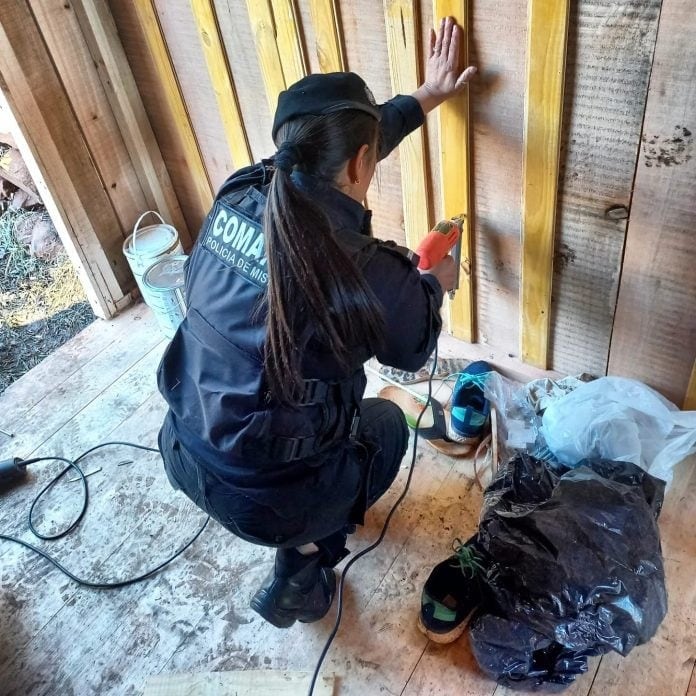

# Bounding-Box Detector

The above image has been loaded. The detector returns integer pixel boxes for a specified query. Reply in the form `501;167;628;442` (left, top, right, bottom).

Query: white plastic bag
542;376;696;482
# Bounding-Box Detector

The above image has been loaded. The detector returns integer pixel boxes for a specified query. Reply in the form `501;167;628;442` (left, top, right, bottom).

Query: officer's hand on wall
413;16;477;115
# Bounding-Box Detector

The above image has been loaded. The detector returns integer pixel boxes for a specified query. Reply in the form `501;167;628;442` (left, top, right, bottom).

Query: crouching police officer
157;17;476;628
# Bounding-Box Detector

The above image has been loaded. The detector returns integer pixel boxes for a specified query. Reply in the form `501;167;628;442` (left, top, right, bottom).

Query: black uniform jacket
157;94;444;498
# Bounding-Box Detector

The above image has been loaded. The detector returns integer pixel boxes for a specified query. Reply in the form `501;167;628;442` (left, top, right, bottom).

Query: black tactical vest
157;163;379;471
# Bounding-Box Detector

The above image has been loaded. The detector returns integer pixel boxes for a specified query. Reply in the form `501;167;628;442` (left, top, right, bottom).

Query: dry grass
0;209;94;393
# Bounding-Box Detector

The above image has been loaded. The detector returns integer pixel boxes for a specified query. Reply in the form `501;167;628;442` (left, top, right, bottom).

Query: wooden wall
2;1;693;407
0;0;188;318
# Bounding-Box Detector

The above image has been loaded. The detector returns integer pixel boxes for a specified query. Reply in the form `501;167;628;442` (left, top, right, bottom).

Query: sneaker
418;537;486;643
448;361;492;443
250;548;336;628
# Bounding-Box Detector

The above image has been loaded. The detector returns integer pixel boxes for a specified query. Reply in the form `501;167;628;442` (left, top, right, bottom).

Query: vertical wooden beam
308;0;345;72
246;0;307;115
245;0;285;113
433;0;474;342
0;0;133;318
31;1;149;235
520;0;569;368
270;0;307;84
383;0;432;249
0;86;116;320
71;0;188;245
685;361;696;411
132;0;212;218
190;0;252;169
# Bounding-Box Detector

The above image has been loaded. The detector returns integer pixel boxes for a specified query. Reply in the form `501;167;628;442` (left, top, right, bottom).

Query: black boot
250;548;336;628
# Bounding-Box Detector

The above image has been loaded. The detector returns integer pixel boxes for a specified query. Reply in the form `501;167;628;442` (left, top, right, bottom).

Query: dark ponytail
264;111;385;404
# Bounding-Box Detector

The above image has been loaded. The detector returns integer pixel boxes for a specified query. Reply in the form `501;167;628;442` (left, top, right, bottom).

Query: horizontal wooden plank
608;0;696;405
0;309;162;463
0;304;149;432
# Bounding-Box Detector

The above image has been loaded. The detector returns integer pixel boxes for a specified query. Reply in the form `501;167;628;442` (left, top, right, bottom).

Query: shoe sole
416;610;473;644
446;425;481;445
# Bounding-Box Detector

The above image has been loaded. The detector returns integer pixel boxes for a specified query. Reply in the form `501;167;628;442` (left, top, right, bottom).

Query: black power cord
308;345;439;695
0;441;209;589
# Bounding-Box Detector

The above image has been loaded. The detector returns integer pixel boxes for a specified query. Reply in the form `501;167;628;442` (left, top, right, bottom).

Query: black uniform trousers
159;397;408;565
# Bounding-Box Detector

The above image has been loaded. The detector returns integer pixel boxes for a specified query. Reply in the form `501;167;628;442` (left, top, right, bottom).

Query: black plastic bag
469;454;668;688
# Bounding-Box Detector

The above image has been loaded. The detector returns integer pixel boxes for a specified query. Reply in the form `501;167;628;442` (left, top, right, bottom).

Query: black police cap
272;72;382;142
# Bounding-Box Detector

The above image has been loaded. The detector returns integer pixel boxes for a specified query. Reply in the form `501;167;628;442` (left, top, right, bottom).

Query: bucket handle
132;211;166;252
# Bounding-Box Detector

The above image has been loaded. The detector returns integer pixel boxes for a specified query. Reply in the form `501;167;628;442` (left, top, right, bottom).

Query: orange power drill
415;215;465;298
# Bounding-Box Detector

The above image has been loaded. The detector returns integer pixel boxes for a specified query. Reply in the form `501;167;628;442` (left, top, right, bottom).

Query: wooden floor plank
687;661;696;696
403;633;495;696
144;670;334;696
2;307;694;695
0;309;162;462
0;342;166;541
0;303;150;432
323;467;484;695
0;391;168;671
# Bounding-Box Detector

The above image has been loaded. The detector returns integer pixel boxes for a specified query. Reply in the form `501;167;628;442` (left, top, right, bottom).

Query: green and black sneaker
417;536;487;644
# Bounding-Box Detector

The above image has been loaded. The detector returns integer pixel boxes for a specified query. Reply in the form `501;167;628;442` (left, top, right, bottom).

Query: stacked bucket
123;211;187;339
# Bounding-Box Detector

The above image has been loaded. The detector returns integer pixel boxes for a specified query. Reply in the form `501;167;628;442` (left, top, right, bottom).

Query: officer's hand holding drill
423;255;457;292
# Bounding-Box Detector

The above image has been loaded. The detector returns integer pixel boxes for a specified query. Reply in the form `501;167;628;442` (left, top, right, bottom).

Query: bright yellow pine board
133;0;212;216
309;0;345;72
434;0;474;343
270;0;308;85
191;0;252;169
685;361;696;411
246;0;307;115
520;0;570;368
383;0;432;249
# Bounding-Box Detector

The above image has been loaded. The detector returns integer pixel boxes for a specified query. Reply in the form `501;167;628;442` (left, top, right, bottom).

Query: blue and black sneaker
448;360;492;443
418;537;487;643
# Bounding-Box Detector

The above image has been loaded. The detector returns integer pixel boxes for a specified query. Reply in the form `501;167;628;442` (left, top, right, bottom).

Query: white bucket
142;255;188;338
123;211;183;309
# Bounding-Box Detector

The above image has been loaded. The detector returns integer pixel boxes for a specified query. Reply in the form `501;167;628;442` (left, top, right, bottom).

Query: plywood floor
0;303;694;696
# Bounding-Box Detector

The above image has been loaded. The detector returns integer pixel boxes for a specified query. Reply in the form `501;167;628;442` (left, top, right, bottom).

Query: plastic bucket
123;211;183;309
142;255;188;338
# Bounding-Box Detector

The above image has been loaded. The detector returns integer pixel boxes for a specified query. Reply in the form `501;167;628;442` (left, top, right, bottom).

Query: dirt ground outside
0;207;94;394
